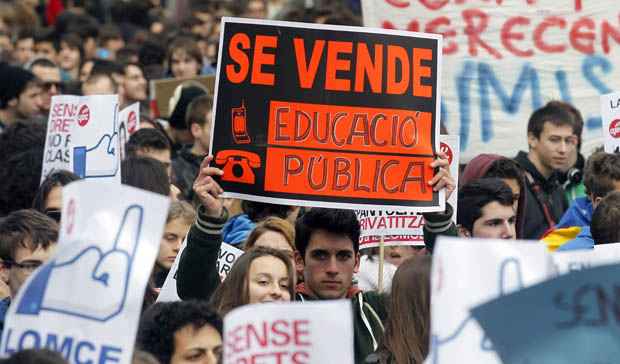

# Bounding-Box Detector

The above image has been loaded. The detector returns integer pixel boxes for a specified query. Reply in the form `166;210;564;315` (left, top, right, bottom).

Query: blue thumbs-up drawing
72;107;119;179
16;205;143;322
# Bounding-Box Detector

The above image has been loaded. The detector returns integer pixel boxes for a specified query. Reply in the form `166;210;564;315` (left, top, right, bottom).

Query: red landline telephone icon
215;150;261;184
232;101;251;144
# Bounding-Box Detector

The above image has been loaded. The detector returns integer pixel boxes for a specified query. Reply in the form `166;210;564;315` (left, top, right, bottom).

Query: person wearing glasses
514;102;583;239
0;209;58;333
28;58;63;116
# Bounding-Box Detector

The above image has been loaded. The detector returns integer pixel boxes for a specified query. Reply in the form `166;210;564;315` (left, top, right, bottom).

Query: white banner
357;135;459;248
427;237;554;364
0;180;169;363
600;91;620;153
223;301;354;364
42;95;120;182
552;242;620;274
118;102;140;160
362;0;620;160
157;240;244;302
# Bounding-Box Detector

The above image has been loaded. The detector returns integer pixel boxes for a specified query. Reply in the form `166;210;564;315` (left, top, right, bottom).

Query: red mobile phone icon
232;101;251;144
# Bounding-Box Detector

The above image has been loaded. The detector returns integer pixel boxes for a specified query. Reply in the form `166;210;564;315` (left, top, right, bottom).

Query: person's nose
325;256;339;276
172;238;182;253
269;282;284;299
501;221;515;239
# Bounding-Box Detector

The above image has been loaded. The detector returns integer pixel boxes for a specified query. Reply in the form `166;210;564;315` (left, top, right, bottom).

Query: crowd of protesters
0;0;619;364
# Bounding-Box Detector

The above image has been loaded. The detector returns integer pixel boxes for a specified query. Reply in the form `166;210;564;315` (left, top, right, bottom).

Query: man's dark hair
0;209;58;261
16;28;34;42
29;57;59;70
186;94;213;128
0;120;46;156
121;157;170;196
527;101;582;140
591;191;620;245
116;46;140;65
0;63;37;108
33;170;80;213
59;33;85;62
583;152;620;200
126;128;171;157
137;301;223;364
242;201;292;222
295;208;360;257
90;59;124;77
2;348;67;364
33;27;59;50
485;158;524;182
457;178;514;234
0;147;45;216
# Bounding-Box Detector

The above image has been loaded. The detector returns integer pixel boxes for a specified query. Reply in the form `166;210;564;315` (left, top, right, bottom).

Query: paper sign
362;1;620;161
427;237;554;364
600;91;620;153
552;242;620;275
0;180;170;363
149;76;215;118
210;17;444;212
357;135;459;248
42;95;120;183
157;240;244;302
472;263;620;364
223;300;354;364
118;102;140;160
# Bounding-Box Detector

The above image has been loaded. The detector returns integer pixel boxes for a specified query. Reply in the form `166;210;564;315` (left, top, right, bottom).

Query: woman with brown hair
366;256;431;364
244;216;295;259
209;246;295;316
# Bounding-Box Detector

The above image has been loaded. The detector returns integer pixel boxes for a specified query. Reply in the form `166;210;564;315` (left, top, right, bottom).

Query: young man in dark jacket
514;102;582;239
177;154;455;363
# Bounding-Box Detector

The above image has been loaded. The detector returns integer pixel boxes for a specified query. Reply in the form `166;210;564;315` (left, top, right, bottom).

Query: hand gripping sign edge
15;204;144;323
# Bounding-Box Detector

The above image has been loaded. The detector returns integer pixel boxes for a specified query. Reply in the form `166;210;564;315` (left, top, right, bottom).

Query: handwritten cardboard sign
223;300;354;364
600;91;620;153
357;135;459;248
42;95;120;183
0;180;170;363
362;0;620;160
472;263;620;364
210;17;444;211
157;240;244;302
427;237;553;364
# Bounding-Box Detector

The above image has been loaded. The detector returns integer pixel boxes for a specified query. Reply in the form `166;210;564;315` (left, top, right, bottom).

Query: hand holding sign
17;205;143;322
429;151;456;200
193;156;225;218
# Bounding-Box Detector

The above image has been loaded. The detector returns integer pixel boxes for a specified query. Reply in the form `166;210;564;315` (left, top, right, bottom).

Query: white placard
600;91;620;153
552;242;620;274
157;240;244;302
427;237;554;364
357;135;460;248
0;180;170;363
223;300;354;364
42;95;120;182
118;102;140;160
362;0;619;161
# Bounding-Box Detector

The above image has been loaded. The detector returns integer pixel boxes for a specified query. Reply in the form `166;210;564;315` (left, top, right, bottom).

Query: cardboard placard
210;17;444;211
362;0;620;161
223;301;354;364
600;91;620;153
472;263;620;364
427;237;554;364
42;95;120;183
157;240;244;302
0;180;170;363
118;102;140;160
149;76;215;118
357;135;459;248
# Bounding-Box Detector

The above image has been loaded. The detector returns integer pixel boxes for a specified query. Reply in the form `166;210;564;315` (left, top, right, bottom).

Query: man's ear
527;132;538;150
457;225;471;238
7;97;17;109
353;252;360;274
190;122;201;139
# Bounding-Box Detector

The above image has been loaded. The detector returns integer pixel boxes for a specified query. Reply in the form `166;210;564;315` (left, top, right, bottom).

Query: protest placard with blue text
472;263;620;364
0;180;169;363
